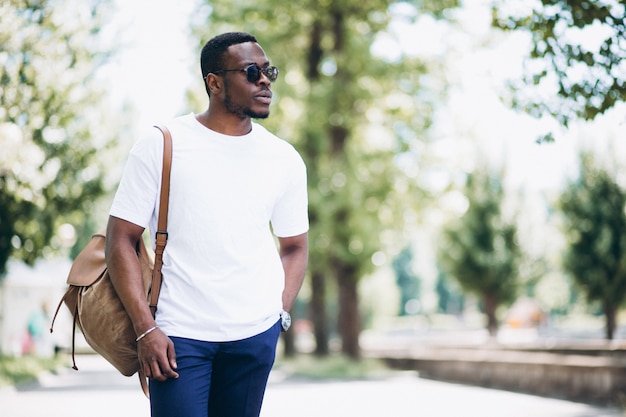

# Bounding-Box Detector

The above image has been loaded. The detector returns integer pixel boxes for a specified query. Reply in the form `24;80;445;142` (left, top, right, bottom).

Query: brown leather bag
50;125;172;395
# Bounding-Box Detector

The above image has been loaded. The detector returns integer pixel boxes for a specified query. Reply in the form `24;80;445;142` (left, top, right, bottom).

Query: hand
138;328;179;381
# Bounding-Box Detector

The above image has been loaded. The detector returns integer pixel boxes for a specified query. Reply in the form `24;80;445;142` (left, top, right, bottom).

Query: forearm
106;216;178;380
279;232;309;312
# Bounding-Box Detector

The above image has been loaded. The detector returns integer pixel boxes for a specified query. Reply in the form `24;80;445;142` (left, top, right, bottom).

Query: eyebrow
242;59;270;67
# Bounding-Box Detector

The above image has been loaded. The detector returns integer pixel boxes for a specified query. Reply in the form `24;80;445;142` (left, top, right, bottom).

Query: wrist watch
280;310;292;332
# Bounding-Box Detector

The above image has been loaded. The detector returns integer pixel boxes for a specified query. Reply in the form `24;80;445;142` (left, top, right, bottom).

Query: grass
0;355;64;388
274;354;397;381
0;353;398;388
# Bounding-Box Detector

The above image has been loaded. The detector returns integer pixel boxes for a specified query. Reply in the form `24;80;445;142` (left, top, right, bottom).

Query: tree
492;0;626;137
438;169;521;336
0;0;115;277
559;153;626;340
191;0;458;358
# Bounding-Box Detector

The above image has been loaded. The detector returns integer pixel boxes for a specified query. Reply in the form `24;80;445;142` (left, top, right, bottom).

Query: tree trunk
281;325;296;357
310;269;329;356
483;293;499;337
604;302;616;340
336;262;360;359
307;20;322;80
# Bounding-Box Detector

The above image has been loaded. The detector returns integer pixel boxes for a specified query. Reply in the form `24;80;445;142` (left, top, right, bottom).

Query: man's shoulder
135;114;195;148
252;122;297;151
157;113;196;133
251;121;276;137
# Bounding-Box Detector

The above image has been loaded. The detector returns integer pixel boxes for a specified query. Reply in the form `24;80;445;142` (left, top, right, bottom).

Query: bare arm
105;216;178;380
105;217;152;333
278;232;308;312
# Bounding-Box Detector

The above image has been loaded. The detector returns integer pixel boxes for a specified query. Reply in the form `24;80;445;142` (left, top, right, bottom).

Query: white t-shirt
109;113;309;341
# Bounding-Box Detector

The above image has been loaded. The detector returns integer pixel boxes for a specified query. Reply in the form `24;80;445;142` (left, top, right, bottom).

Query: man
105;32;309;417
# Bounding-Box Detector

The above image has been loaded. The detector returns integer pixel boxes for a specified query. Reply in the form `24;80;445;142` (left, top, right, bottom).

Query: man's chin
248;110;270;119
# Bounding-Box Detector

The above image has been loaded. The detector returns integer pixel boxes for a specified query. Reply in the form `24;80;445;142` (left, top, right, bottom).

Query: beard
224;88;270;119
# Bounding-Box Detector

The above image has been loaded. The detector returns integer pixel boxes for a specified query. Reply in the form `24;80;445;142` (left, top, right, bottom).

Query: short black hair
200;32;258;95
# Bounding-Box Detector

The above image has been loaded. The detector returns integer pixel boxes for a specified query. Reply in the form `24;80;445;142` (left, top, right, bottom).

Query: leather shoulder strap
149;125;173;314
156;126;172;235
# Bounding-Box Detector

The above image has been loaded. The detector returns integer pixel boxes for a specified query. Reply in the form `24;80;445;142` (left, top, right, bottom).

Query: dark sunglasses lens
245;65;278;83
265;67;278;82
245;65;262;83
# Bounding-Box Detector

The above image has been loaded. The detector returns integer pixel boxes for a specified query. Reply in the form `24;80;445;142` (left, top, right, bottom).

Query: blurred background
1;0;625;407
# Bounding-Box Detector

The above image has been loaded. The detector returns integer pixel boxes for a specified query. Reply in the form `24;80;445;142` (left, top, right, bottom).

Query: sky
101;0;197;129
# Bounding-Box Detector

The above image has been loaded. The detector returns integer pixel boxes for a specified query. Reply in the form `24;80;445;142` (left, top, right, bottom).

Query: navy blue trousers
149;320;281;417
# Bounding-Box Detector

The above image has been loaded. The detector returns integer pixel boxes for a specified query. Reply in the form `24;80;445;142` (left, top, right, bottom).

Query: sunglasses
213;65;279;83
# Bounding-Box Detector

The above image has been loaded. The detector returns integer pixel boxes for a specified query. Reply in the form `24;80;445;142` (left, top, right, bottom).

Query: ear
205;74;222;96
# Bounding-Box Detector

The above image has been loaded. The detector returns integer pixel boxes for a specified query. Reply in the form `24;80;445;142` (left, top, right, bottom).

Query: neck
195;109;252;136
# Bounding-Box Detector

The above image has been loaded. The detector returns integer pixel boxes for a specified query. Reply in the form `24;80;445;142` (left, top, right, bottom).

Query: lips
255;91;272;104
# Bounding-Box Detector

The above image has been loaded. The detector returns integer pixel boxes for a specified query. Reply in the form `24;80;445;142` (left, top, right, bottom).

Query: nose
258;71;271;86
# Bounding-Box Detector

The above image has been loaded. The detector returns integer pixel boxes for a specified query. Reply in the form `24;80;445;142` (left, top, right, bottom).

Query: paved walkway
0;355;622;417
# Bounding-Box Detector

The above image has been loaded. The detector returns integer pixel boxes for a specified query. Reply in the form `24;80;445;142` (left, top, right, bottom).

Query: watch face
281;311;292;331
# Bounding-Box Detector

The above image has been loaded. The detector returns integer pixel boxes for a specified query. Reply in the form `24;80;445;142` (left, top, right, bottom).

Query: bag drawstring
49;294;65;334
70;305;79;370
49;291;79;371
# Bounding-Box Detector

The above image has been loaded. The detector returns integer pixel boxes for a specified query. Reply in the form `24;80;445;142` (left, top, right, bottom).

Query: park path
0;354;622;417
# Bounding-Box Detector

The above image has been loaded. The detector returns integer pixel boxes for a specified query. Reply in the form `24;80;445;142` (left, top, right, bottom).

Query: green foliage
439;170;520;301
492;0;626;127
275;354;392;381
559;153;626;339
0;0;114;276
0;355;63;387
438;169;521;332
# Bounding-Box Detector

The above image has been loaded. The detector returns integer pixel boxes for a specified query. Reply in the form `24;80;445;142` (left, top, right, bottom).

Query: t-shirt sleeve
109;127;164;228
271;150;309;237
